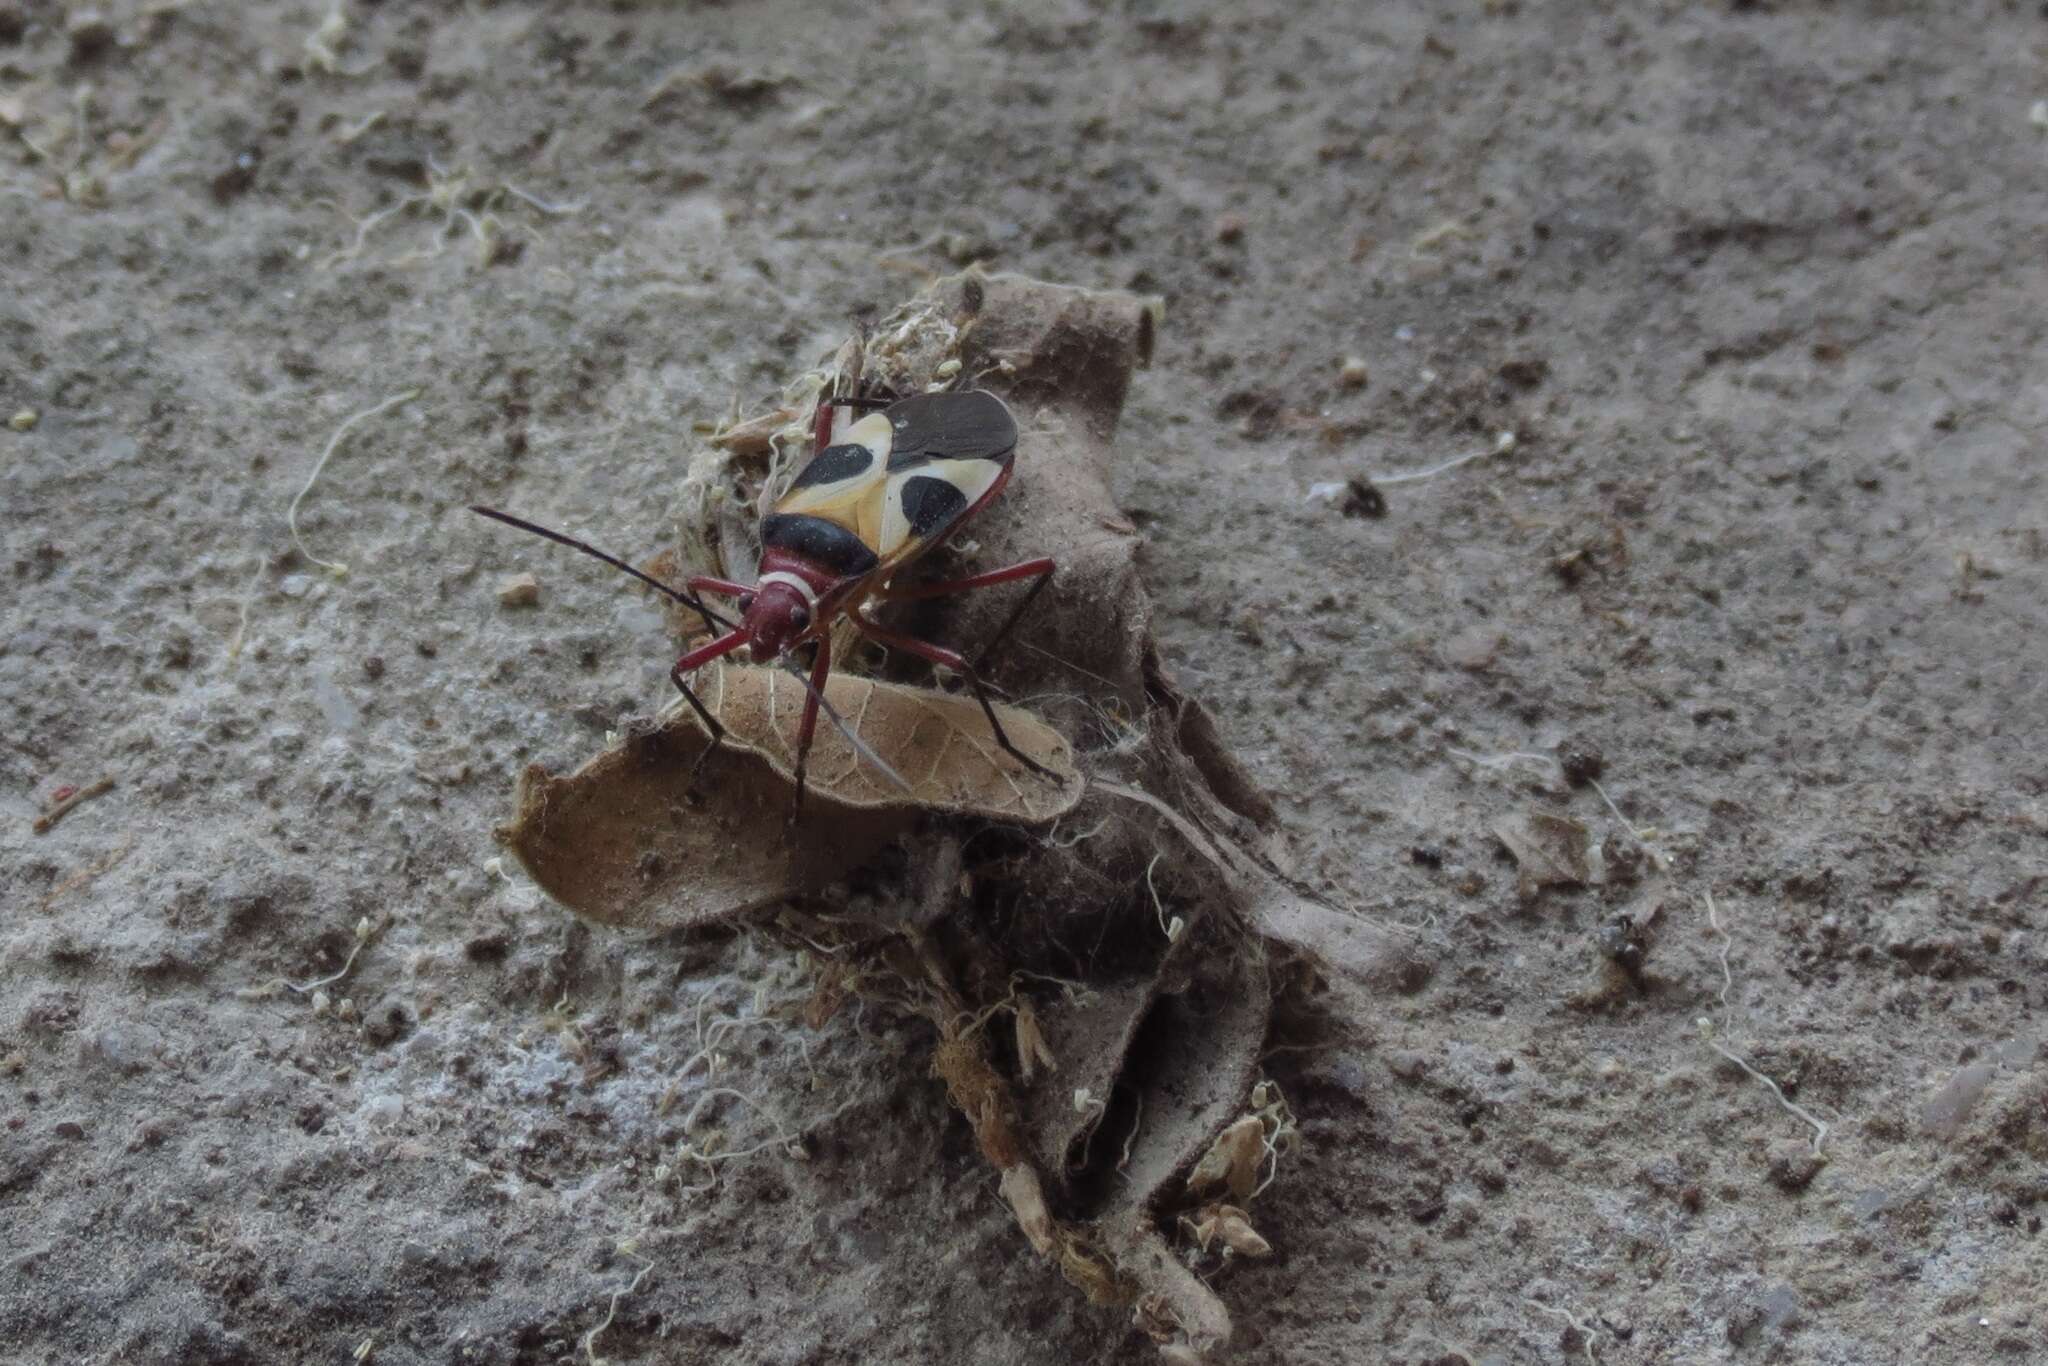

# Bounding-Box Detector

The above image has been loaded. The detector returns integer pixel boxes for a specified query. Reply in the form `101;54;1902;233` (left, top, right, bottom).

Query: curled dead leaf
497;720;908;931
696;660;1081;821
496;663;1078;928
1186;1114;1265;1204
1494;809;1592;898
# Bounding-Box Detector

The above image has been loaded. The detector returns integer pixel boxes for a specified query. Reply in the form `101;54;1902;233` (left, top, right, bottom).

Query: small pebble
1766;1140;1823;1192
67;10;115;62
8;408;36;431
1557;736;1605;785
1214;213;1246;244
1338;356;1370;389
497;572;541;607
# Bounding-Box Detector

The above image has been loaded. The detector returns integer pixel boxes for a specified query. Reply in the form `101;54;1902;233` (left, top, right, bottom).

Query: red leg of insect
811;395;893;452
848;616;1060;781
884;557;1056;672
791;637;833;812
670;628;749;778
687;575;754;600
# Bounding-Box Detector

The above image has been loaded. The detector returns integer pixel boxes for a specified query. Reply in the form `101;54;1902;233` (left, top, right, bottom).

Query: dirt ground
4;2;2045;1363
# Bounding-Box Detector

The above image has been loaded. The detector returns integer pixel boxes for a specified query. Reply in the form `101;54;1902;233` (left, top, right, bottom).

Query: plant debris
1494;808;1592;897
486;271;1391;1361
33;776;114;834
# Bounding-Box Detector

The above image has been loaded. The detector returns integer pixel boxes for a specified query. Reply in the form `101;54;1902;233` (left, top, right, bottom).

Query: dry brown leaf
710;405;797;454
1493;808;1592;897
1188;1203;1271;1259
698;660;1081;822
497;719;909;931
1186;1115;1265;1204
496;661;1077;928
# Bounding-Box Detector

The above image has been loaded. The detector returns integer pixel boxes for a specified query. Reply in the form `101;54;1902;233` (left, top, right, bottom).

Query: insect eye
790;607;811;630
737;594;755;613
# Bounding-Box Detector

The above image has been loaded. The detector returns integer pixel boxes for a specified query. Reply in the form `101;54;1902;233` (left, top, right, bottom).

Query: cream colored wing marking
772;413;894;550
876;457;1009;571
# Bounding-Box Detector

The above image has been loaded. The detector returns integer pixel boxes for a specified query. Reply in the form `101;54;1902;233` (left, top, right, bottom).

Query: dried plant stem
1701;1022;1831;1155
33;777;114;834
581;1251;653;1366
288;389;420;577
1705;891;1734;1009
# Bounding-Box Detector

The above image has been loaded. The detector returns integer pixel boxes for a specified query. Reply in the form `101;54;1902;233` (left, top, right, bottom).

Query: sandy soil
4;2;2045;1363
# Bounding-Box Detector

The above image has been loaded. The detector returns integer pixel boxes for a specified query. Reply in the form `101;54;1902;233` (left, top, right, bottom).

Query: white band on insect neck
754;571;818;611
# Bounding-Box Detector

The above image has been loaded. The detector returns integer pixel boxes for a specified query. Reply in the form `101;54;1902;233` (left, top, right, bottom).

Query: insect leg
670;628;750;775
811;394;894;451
883;557;1056;672
848;617;1060;782
791;637;833;813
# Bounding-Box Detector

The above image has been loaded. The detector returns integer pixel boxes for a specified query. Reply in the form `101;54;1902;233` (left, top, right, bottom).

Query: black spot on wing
884;391;1016;472
900;475;970;538
761;514;879;576
789;442;875;489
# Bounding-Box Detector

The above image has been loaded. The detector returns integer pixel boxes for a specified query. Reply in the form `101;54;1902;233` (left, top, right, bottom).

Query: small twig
1523;1297;1601;1364
283;916;379;995
1145;854;1184;943
581;1250;654;1366
500;183;587;216
1369;430;1517;487
1701;1020;1830;1155
36;835;133;912
1115;1093;1144;1176
33;776;114;834
1044;815;1109;848
1446;747;1562;782
1704;891;1733;1009
288;389;420;577
225;553;266;664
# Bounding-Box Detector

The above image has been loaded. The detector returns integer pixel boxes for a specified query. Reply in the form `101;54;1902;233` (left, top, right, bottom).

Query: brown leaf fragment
1105;1217;1232;1356
698;662;1081;822
497;719;908;931
1493;809;1592;897
1193;1204;1272;1258
1014;1001;1059;1082
709;405;797;455
1000;1165;1057;1256
1186;1115;1265;1204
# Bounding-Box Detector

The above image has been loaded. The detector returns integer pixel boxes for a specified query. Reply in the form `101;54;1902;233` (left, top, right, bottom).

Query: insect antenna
770;655;911;794
469;505;734;635
471;506;907;794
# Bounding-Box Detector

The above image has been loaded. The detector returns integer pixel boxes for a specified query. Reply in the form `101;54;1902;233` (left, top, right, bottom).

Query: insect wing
872;391;1018;568
764;413;895;573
